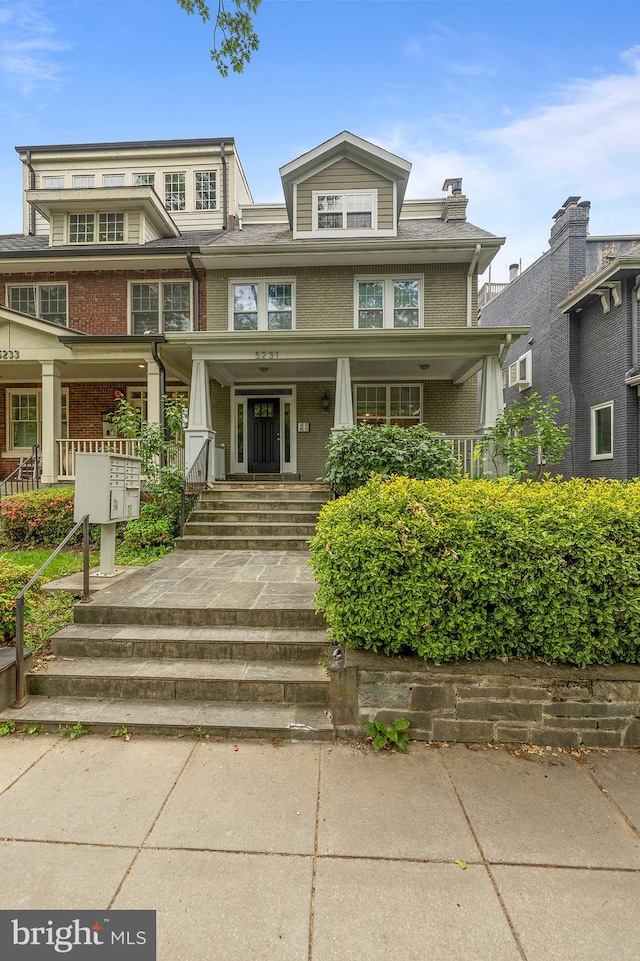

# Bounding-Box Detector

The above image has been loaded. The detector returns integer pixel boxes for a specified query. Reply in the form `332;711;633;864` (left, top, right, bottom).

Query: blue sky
0;0;639;281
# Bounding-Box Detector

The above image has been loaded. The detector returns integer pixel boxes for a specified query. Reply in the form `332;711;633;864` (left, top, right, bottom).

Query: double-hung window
356;277;421;328
69;212;124;243
355;385;422;427
315;191;375;231
195;171;216;209
591;401;613;460
231;281;294;331
7;284;68;326
164;173;186;211
6;389;69;452
129;281;191;334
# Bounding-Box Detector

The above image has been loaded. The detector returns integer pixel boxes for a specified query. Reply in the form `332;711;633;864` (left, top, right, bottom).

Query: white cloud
371;47;640;281
0;1;68;92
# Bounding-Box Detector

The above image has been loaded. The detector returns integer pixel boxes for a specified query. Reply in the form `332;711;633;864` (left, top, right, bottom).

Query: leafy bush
475;392;570;479
0;557;38;644
0;488;79;546
121;502;174;553
322;424;461;494
310;475;640;667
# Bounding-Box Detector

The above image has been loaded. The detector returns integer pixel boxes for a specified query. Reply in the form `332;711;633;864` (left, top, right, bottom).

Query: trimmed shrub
322;424;460;494
310;476;640;667
0;558;37;643
1;488;77;546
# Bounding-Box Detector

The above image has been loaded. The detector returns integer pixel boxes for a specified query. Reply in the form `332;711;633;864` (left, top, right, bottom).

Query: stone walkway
0;735;639;959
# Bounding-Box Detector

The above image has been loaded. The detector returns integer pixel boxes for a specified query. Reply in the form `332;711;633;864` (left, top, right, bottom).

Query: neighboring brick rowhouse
0;268;206;334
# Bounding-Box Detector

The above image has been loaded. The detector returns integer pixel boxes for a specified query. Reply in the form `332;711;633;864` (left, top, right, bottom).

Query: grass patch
0;548;98;582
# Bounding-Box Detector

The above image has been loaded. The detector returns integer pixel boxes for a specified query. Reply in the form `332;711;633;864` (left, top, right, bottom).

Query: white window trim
6;282;69;326
507;349;532;391
309;188;383;238
353;383;423;426
67;211;127;244
43;176;65;189
231;386;297;474
4;387;69;458
103;174;125;187
126;280;193;335
590;401;614;460
353;275;423;329
194;170;218;210
228;279;296;331
72;175;95;188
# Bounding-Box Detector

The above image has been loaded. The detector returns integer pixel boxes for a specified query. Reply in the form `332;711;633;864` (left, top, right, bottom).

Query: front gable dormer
279;132;411;239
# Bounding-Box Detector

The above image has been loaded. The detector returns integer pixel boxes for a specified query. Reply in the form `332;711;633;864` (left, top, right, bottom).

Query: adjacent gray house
479;198;640;478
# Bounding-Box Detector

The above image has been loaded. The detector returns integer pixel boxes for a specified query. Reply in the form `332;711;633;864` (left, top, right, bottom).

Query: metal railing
13;514;92;708
180;438;211;532
0;445;40;500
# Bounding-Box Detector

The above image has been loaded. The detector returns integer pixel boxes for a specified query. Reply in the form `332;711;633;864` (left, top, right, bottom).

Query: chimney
509;263;519;282
549;196;590;249
441;178;467;221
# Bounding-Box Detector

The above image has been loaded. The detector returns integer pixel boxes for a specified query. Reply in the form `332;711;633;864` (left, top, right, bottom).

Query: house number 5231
255;351;279;360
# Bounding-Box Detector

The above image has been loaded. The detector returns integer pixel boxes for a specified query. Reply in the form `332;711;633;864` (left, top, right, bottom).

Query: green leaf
372;734;388;750
391;717;410;731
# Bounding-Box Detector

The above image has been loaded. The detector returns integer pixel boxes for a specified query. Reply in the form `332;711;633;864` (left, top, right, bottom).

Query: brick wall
329;649;640;749
0;268;206;335
206;263;471;331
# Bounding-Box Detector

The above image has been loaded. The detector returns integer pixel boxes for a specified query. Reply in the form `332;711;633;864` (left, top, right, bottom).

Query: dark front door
248;398;280;472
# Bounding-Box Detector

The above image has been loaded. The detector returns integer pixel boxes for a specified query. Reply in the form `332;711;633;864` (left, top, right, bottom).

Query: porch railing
446;435;482;478
0;445;40;500
57;438;185;481
180;438;211;531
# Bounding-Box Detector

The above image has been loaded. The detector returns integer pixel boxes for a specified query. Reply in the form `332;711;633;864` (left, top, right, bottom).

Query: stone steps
189;510;321;524
2;697;333;740
27;657;330;705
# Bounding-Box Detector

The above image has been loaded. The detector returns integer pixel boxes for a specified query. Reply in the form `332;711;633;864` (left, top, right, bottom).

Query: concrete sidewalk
0;735;639;960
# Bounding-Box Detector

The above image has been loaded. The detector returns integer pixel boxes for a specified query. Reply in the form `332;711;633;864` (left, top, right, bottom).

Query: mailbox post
74;452;142;575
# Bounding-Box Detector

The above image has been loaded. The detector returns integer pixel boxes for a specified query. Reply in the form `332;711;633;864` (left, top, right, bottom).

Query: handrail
0;444;40;500
180;438;210;532
13;514;92;708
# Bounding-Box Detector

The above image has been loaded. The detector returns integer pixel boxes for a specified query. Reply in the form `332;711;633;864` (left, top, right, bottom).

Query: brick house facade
0;132;523;484
479;198;640;478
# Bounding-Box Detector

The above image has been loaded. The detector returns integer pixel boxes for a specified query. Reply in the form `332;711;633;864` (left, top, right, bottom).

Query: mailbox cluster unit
73;453;142;525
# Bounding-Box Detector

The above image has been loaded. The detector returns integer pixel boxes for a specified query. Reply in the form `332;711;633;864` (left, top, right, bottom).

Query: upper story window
7;284;68;326
231;281;294;331
43;176;65;188
133;173;155;187
129;281;192;334
164;173;186;211
68;212;125;243
195;171;216;209
103;174;125;187
72;175;95;188
508;350;532;391
314;190;376;231
356;277;421;328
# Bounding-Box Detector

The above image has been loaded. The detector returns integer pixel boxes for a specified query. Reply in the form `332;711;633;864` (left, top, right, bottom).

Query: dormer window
68;212;124;243
314;190;376;231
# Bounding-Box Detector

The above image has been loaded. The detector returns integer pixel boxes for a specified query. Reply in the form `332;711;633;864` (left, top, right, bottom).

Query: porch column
333;357;354;434
40;360;62;485
479;354;506;476
184;359;216;478
146;362;162;424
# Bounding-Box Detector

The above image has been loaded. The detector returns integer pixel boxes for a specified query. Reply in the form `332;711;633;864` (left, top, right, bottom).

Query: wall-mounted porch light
321;390;331;411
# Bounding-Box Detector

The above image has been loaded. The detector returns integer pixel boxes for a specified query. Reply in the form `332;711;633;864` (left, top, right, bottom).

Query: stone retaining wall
328;648;640;748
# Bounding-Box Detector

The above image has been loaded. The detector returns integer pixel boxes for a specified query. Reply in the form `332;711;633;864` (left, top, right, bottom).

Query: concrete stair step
174;535;313;551
182;523;318;537
189;510;322;524
27;657;330;704
74;602;325;630
1;697;334;740
199;490;330;503
53;624;329;662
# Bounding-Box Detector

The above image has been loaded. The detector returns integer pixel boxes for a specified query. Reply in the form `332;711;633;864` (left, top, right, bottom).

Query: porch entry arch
232;386;296;474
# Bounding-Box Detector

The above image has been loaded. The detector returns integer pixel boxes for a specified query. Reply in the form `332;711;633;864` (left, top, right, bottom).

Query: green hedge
322;424;461;494
309;476;640;667
0;488;78;546
0;558;38;643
